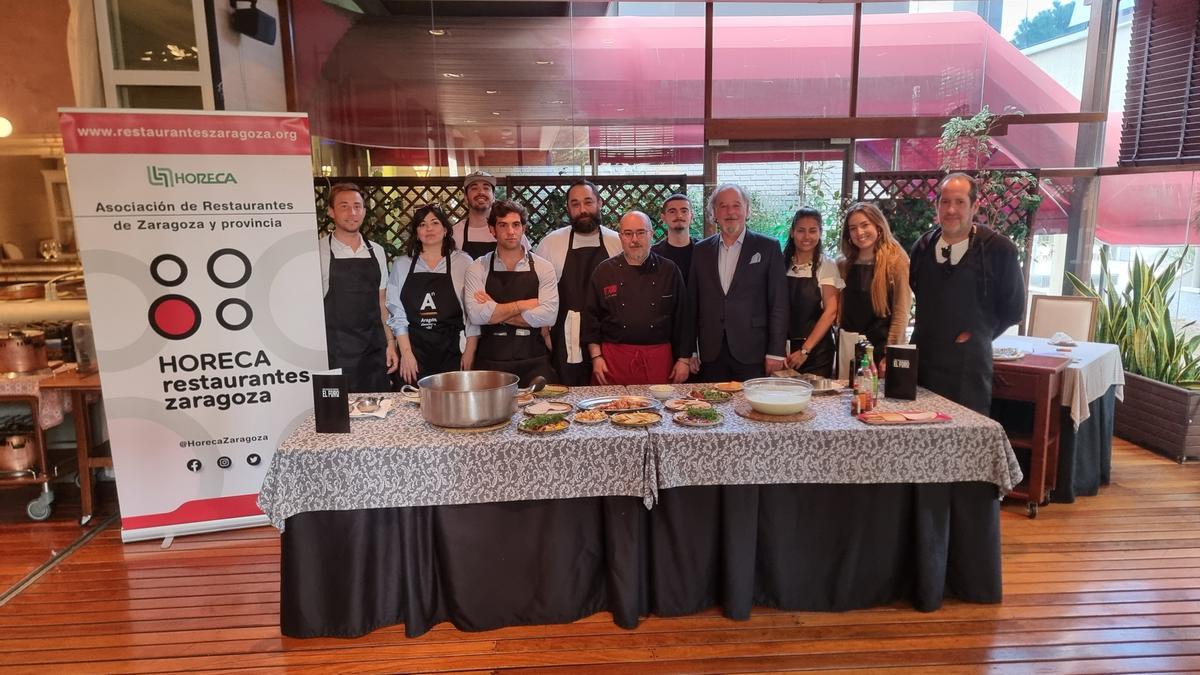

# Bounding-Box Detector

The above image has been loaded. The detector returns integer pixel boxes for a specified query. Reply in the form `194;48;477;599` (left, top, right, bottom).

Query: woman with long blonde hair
837;202;911;367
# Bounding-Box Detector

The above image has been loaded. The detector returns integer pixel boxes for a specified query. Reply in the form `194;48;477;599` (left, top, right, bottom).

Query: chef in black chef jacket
386;204;479;385
583;211;692;385
910;173;1025;414
534;180;622;385
463;199;560;386
318;183;397;392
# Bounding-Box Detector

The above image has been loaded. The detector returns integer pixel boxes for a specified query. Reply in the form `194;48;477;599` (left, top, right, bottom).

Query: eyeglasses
620;230;650;238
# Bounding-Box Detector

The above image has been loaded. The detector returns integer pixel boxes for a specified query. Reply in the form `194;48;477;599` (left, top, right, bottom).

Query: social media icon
186;459;202;472
217;456;232;469
247;453;261;466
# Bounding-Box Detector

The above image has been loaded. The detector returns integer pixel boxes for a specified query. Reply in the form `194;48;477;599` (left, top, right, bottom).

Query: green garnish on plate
685;407;721;422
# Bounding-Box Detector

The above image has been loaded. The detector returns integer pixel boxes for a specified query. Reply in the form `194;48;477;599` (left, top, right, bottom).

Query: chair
1027;295;1099;342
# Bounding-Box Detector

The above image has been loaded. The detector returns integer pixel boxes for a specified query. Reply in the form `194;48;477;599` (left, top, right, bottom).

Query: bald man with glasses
582;211;692;385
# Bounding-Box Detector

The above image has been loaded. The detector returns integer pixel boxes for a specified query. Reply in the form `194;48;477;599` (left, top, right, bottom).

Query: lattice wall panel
315;175;690;260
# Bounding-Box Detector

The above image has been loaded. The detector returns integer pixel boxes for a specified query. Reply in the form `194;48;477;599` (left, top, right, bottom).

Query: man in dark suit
686;183;789;382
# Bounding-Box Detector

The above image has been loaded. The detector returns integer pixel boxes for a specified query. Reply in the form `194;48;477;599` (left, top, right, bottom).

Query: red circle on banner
148;295;201;340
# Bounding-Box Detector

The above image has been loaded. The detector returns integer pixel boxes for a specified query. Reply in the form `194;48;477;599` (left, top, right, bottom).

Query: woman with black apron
388;205;478;386
836;203;911;375
783;208;841;377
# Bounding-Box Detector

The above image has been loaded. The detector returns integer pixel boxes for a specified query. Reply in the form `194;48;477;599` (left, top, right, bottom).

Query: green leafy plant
1066;245;1200;389
937;106;1044;259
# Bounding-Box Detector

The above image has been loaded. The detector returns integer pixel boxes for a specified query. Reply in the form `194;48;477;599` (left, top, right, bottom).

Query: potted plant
1067;245;1200;462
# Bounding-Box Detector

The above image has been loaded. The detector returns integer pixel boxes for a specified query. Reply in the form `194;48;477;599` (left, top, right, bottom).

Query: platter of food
673;407;723;427
523;401;573;416
532;384;569;398
663;398;713;413
572;409;609;425
713;381;743;393
993;347;1027;362
689;388;733;404
575;395;660;413
857;411;950;425
610;411;663;427
518;413;570;434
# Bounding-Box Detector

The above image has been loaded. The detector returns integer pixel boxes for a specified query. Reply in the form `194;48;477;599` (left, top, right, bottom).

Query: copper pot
0;436;35;473
0;329;48;374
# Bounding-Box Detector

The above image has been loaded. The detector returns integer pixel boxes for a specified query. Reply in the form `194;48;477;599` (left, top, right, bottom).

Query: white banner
58;109;326;542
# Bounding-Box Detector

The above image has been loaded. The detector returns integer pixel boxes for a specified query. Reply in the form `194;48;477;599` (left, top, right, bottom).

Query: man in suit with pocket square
685;183;789;382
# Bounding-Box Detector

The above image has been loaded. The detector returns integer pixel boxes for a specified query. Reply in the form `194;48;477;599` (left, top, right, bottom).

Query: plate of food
515;392;534;406
611;411;663;427
573;409;609;425
993;346;1027;361
713;381;743;393
576;395;659;413
533;384;569;398
663;398;714;413
524;401;573;416
690;388;734;404
673;407;723;427
518;413;570;434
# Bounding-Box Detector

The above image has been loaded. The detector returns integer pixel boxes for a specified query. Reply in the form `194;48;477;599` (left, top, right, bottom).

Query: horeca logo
147;166;238;188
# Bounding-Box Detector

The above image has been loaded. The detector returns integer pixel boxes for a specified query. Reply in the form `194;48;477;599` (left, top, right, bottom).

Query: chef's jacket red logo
603;284;618;299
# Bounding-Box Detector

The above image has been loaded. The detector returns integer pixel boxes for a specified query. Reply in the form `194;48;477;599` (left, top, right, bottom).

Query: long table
259;385;1021;638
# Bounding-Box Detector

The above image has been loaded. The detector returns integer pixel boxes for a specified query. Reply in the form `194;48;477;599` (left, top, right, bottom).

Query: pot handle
400;384;419;396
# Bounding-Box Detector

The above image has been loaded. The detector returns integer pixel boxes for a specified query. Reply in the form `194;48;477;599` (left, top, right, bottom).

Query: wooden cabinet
993;354;1070;518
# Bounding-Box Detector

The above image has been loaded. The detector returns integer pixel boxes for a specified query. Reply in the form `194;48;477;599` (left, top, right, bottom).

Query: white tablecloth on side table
994;335;1124;427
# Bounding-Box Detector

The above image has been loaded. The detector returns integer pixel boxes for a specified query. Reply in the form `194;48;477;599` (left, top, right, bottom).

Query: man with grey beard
535;180;621;385
582;211;692;385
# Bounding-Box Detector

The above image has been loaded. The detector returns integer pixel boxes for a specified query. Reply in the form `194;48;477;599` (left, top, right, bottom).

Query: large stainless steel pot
0;329;48;374
409;370;519;428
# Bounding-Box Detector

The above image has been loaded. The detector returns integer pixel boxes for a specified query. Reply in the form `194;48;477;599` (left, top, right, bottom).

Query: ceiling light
442;72;464;79
616;108;625;112
464;119;477;123
535;60;554;65
485;89;498;94
548;99;564;104
0;117;12;138
491;111;501;116
428;28;446;36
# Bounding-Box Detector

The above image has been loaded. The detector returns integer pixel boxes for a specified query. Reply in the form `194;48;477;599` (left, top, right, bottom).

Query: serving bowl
648;384;675;400
742;377;813;415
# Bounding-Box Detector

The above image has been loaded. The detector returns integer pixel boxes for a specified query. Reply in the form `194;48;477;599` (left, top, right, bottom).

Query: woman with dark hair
385;204;479;385
837;202;911;371
782;207;841;376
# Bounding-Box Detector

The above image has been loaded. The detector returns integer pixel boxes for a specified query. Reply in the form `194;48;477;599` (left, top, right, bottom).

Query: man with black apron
534;180;622;386
464;200;559;386
910;173;1025;414
785;255;840;377
320;182;397;393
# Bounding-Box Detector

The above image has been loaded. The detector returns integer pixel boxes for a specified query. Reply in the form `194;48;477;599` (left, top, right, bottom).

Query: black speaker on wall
230;0;277;45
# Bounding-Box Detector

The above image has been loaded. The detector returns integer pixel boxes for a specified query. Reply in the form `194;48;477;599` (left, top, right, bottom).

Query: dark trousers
697;338;764;383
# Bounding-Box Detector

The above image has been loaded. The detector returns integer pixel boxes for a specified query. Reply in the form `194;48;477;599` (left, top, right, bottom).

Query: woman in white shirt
386;204;479;385
783;207;843;376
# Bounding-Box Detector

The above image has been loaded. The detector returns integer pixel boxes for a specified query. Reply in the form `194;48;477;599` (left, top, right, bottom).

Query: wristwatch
800;347;810;356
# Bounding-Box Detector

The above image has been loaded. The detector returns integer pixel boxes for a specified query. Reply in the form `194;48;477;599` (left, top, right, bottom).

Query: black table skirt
993;385;1116;504
280;482;1003;638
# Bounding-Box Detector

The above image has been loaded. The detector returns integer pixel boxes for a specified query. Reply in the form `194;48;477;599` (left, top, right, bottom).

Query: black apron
460;223;496;260
474;252;558;387
840;262;891;361
324;237;391;393
912;231;993;414
786;263;836;377
550;230;610;386
398;253;464;384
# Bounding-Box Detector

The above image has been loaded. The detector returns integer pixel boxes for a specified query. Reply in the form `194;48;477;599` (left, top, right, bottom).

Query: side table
39;367;107;525
992;354;1070;518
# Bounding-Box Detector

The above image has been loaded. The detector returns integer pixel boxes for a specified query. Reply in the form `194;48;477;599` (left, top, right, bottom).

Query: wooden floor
0;439;1198;673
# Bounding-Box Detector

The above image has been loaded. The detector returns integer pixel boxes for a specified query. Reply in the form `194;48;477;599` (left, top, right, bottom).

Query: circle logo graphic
150;253;188;287
148;294;202;340
207;248;252;289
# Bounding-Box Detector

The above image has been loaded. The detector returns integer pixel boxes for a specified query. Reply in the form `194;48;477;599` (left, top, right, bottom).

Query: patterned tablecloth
260;383;1023;530
258;386;651;530
627;384;1023;495
0;371;73;430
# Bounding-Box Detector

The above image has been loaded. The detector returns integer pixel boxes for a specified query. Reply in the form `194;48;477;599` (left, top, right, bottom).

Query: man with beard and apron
534;180;621;386
785;256;841;377
910;173;1025;414
320;183;397;393
452;171;531;260
464;199;560;386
